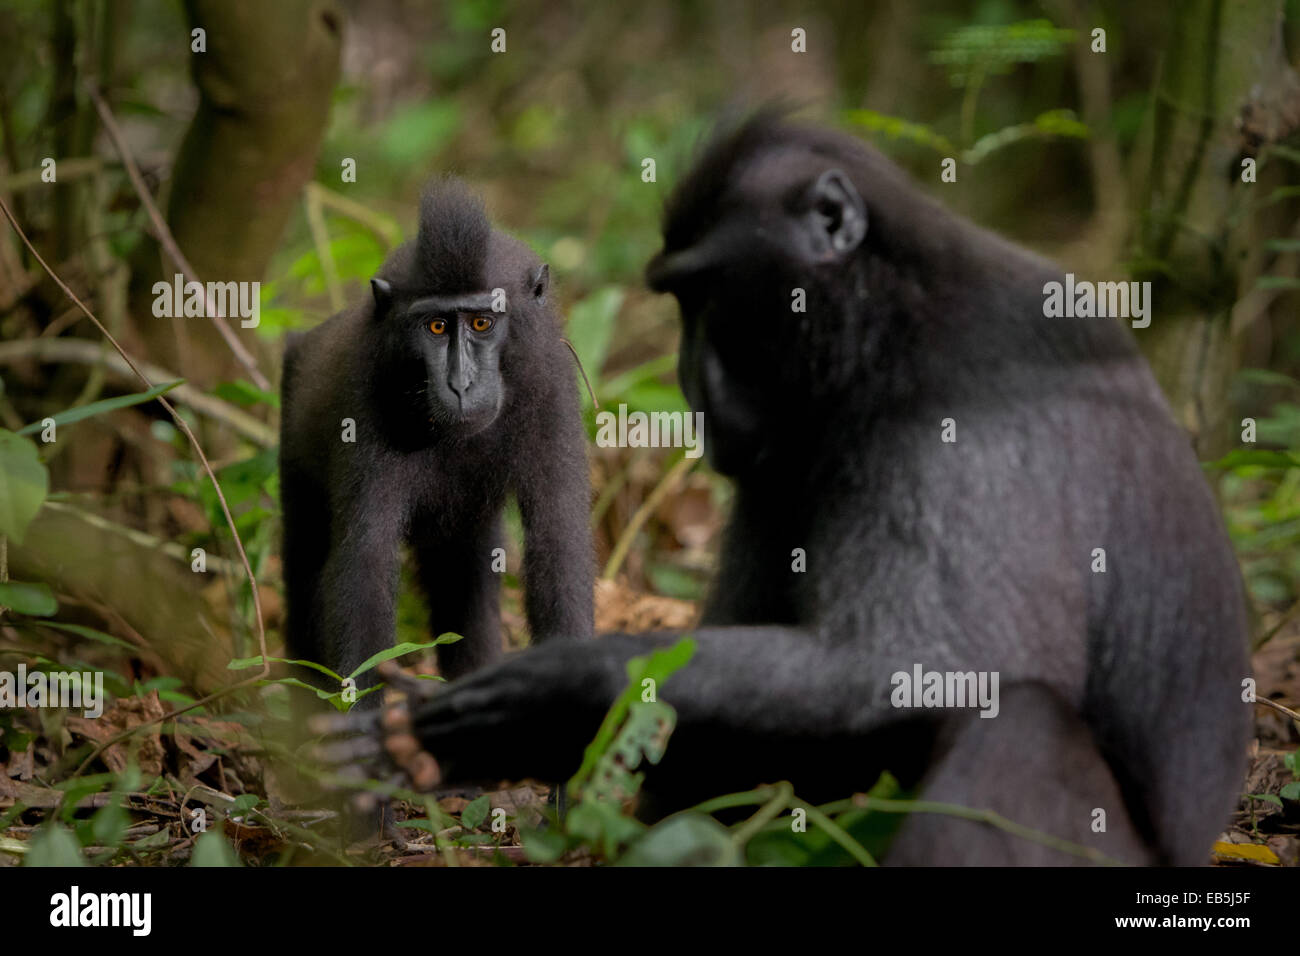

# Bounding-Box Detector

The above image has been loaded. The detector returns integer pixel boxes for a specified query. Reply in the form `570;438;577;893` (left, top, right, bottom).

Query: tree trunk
1132;0;1287;458
129;0;342;387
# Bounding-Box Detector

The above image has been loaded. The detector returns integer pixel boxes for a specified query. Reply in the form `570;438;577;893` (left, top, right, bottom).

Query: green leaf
461;794;491;830
617;812;740;866
597;354;677;403
32;621;135;652
91;795;129;850
568;638;696;796
1265;144;1300;165
629;637;697;694
190;830;242;867
380;101;462;167
1032;109;1089;138
337;685;383;710
252;677;341;702
255;305;307;335
521;822;570;862
647;563;705;601
0;580;57;616
1247;793;1284;807
566;798;647;858
1281;782;1300;800
17;380;183;436
843;109;953;153
961;110;1088;165
213;379;280;409
0;429;48;544
1237;368;1300;389
229;654;343;682
205;447;278;512
393;818;438;833
22;824;86;867
618;380;690;416
930;20;1076;85
566;286;624;382
1203;449;1300;470
346;634;463;680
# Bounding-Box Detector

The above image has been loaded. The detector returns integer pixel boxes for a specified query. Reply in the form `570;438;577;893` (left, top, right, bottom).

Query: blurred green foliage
930;19;1076;85
1215;372;1300;608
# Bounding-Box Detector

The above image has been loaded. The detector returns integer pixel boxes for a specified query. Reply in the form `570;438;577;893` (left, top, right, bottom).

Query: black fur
321;117;1249;865
279;179;594;696
412;179;490;293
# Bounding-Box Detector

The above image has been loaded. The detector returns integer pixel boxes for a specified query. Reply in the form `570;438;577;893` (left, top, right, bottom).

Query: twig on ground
602;453;697;580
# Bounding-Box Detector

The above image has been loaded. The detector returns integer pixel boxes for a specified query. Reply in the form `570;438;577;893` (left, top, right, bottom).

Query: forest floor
0;580;1296;867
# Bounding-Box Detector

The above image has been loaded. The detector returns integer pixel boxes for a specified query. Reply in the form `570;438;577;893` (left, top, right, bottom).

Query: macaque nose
447;342;473;397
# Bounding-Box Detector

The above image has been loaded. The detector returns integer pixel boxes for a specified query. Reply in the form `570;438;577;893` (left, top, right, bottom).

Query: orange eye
471;315;494;333
429;319;447;335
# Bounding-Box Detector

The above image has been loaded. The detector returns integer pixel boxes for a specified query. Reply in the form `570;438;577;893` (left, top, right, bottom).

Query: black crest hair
415;178;491;293
659;108;789;251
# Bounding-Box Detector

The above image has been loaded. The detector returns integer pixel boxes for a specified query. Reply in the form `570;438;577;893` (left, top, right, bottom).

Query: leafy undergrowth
1220;627;1300;867
0;633;899;867
1;593;1297;866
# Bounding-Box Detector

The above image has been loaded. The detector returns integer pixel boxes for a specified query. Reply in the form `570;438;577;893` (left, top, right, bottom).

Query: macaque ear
531;264;549;299
370;277;393;315
800;169;867;261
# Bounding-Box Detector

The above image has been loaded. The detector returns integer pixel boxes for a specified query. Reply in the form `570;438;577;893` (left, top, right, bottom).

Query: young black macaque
279;179;593;705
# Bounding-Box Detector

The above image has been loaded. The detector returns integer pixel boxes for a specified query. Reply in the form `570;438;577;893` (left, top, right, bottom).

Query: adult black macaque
279;179;593;699
314;116;1249;865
